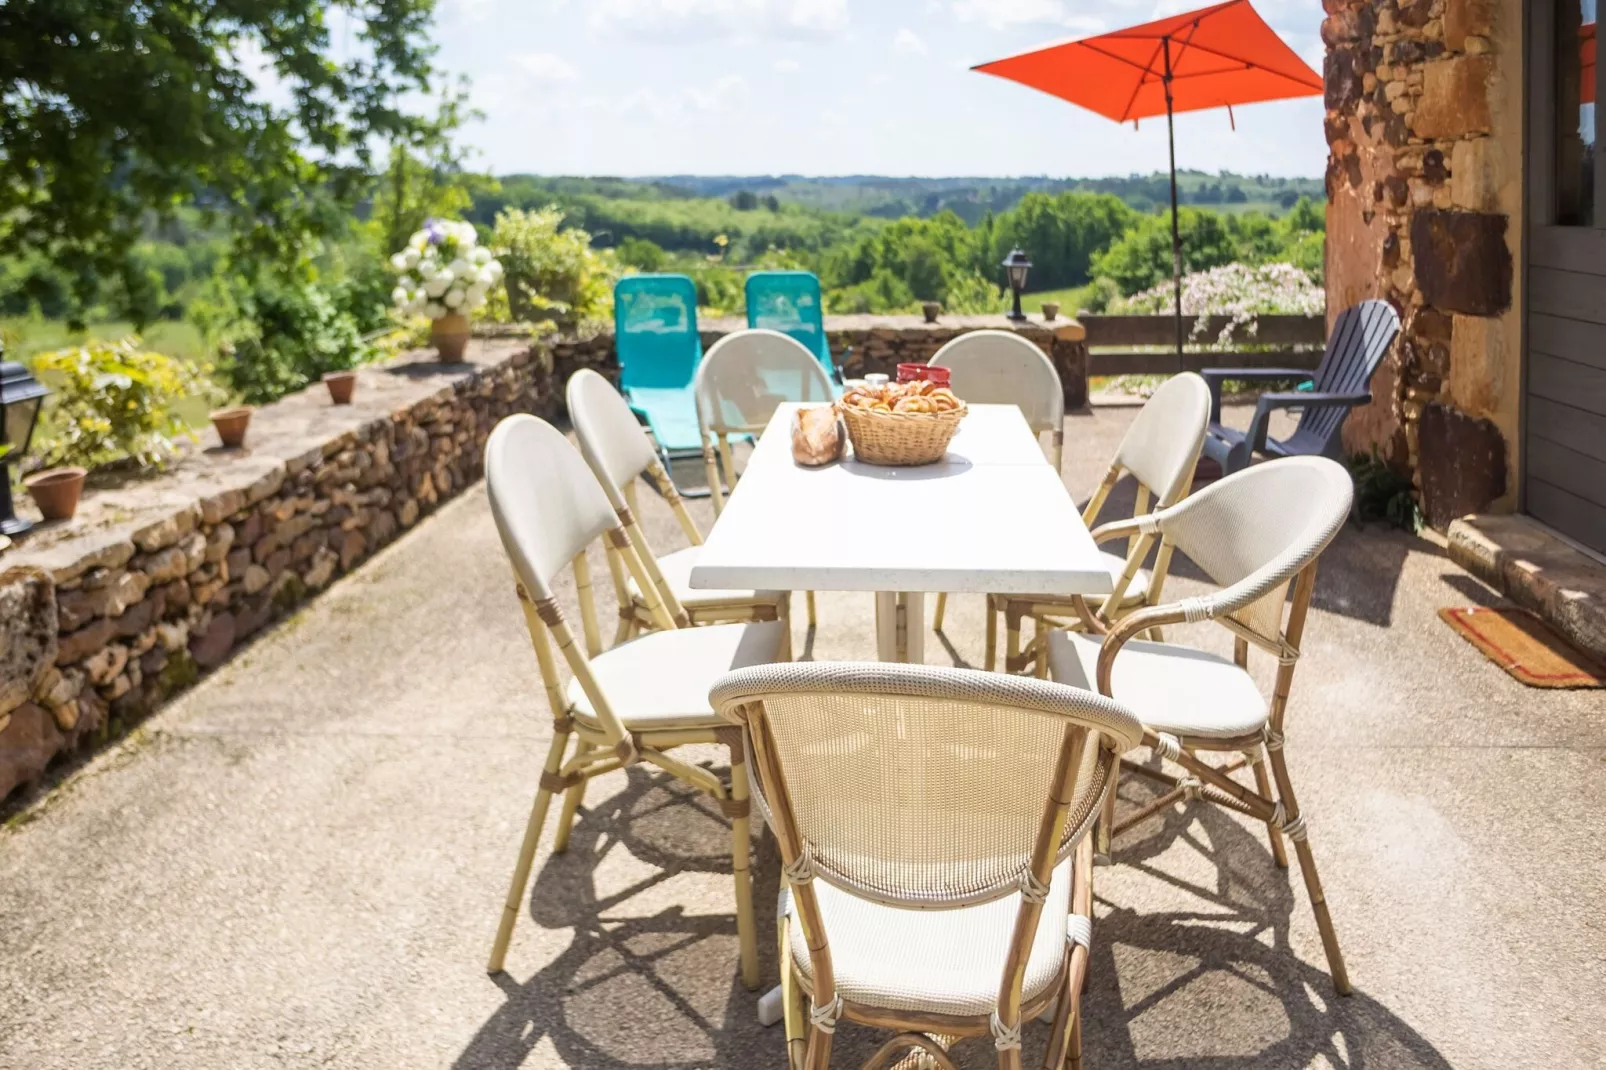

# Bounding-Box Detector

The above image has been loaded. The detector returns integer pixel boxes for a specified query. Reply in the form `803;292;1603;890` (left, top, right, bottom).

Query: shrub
492;206;615;330
219;280;375;405
1349;450;1423;533
29;338;217;470
1112;262;1324;344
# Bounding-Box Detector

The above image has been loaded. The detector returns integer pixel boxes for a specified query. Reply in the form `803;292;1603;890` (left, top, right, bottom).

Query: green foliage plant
215;279;375;405
492;207;616;331
30;338;218;470
1348;450;1424;533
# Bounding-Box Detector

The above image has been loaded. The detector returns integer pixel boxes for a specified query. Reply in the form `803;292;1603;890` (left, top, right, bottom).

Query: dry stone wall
1323;0;1521;527
0;339;547;803
551;314;1091;413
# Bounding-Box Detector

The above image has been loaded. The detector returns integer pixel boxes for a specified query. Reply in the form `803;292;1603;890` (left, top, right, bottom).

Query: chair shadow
1084;771;1453;1070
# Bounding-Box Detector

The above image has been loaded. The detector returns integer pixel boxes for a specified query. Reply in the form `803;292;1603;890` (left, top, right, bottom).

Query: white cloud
893;28;929;56
587;0;848;41
774;57;802;73
617;75;753;120
516;52;580;81
440;0;498;24
952;0;1103;30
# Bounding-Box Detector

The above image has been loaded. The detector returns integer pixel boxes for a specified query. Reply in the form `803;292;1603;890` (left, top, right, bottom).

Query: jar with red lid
896;363;926;383
924;365;951;388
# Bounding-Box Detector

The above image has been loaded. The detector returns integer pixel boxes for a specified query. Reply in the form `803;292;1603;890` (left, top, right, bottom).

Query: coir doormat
1439;606;1605;689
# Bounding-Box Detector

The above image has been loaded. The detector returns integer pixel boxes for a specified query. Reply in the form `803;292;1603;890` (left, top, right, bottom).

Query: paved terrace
1;405;1603;1070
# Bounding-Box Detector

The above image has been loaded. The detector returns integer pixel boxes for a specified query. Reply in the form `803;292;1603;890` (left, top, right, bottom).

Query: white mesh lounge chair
568;368;791;643
694;329;835;628
988;373;1211;675
1046;455;1355;994
483;413;786;986
927;330;1067;639
711;662;1144;1070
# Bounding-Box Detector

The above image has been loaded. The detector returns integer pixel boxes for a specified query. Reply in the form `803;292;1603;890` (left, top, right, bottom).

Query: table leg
875;592;925;663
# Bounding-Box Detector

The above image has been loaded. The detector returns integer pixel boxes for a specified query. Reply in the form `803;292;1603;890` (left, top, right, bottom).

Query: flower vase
431;314;470;362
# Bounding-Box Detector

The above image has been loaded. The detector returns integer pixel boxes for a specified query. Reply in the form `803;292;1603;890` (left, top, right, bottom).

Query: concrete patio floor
1;404;1603;1070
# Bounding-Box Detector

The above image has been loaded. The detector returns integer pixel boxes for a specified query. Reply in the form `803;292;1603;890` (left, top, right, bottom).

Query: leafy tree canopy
0;0;441;313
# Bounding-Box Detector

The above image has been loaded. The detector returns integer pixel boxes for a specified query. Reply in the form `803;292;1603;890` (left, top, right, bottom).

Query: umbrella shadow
1086;770;1453;1069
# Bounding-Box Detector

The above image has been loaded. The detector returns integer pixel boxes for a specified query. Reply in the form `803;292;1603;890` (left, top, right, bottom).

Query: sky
426;0;1331;179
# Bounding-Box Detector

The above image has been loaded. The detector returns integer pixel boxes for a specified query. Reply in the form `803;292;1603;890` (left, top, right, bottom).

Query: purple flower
423;219;447;246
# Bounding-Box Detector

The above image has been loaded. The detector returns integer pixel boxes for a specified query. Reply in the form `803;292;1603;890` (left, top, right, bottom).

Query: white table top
690;404;1114;596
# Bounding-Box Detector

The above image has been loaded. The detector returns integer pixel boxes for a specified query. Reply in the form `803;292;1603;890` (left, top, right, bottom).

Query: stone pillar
1323;0;1523;526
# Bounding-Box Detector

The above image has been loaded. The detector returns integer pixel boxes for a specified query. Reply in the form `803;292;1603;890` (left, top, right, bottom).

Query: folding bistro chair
745;270;842;388
926;330;1066;637
711;662;1143;1070
614;273;706;491
988;373;1212;675
1046;455;1356;993
567;368;790;642
1200;299;1400;475
483;413;787;987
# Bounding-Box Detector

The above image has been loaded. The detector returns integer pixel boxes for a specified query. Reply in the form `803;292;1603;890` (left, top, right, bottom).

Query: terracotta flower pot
1041;301;1061;322
431;313;470;361
24;467;87;522
922;301;942;324
323;370;357;405
210;406;253;449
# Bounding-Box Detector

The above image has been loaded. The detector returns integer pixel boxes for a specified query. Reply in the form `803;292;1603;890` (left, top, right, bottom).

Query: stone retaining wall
551;314;1091;413
0;339;548;803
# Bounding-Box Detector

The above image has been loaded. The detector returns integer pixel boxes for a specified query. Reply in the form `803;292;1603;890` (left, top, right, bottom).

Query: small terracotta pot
431;313;471;361
24;467;87;522
323;370;357;405
210;406;253;449
922;301;942;324
1041;301;1061;322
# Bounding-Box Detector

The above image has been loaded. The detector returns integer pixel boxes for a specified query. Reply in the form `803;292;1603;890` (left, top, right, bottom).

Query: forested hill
520;172;1326;222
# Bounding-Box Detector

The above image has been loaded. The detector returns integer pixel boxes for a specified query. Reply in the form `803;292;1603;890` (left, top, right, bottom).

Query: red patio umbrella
974;0;1322;356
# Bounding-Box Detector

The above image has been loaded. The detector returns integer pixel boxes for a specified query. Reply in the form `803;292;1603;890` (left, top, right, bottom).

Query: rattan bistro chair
1046;455;1355;994
928;330;1066;637
694;329;834;628
990;373;1211;675
568;368;790;643
711;663;1144;1070
483;414;786;986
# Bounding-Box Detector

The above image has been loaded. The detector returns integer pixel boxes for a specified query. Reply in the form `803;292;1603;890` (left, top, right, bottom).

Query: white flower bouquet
389;218;504;321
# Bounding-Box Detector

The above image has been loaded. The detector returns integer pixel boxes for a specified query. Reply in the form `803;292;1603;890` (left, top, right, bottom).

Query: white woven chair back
485;413;617;603
1160;455;1353;642
1111;372;1211;507
567;368;658;505
695;329;834;436
928;330;1063;435
711;663;1142;909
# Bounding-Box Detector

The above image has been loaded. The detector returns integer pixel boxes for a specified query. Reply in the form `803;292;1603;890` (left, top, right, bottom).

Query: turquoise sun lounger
744;270;843;388
613;274;705;458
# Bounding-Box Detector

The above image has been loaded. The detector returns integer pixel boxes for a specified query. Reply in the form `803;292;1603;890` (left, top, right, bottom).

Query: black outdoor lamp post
0;347;50;537
1002;248;1032;322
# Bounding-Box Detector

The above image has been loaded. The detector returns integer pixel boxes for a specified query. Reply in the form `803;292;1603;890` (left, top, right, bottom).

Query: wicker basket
838;403;967;466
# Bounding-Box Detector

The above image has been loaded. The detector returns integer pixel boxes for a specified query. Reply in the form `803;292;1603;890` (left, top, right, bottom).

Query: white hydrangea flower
471;246;491;265
486;260;504;281
424;275;450;298
423;301;447;319
389;252;407;271
390;286;409;305
443;288;464;309
447;257;473;279
402;247;420;269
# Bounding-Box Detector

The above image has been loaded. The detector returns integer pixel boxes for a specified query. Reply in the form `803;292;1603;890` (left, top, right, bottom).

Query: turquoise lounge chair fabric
613;274;704;455
744;271;840;386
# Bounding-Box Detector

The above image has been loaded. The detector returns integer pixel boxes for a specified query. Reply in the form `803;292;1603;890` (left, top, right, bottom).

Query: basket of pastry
837;376;967;466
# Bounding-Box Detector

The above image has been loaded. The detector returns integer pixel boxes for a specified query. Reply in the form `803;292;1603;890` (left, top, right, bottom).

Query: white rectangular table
689;403;1113;661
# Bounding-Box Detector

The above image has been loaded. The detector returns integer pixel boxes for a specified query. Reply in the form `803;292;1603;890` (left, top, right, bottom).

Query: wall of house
1323;0;1524;529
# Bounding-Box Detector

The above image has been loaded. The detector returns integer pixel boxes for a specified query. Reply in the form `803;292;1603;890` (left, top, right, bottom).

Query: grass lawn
1;317;210;365
1021;284;1095;316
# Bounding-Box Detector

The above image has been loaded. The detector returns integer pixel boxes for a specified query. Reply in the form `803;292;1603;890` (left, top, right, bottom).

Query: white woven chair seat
1047;631;1267;740
567;621;785;732
786;859;1073;1019
627;546;781;610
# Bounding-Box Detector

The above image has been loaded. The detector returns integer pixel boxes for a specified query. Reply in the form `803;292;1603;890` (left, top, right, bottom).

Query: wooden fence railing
1079;314;1325;375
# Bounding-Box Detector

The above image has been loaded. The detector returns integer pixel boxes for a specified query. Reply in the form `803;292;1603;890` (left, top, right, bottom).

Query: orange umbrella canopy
972;0;1321;123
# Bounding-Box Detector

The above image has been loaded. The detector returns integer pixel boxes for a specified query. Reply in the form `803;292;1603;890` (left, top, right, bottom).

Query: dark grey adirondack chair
1200;299;1400;475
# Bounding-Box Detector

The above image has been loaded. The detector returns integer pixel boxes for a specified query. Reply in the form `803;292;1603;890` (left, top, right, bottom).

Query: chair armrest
1089;515;1155;545
1257;390;1371;409
1201;368;1316;422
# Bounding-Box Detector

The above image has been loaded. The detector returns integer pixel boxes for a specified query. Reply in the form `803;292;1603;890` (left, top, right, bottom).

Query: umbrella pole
1163;37;1184;362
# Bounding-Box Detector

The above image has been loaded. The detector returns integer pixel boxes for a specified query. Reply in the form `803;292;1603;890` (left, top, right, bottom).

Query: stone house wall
0;340;548;803
1324;0;1523;529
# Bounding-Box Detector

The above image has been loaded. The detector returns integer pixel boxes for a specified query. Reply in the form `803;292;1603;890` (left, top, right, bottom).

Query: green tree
1091;209;1240;294
0;0;442;317
990;192;1135;292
